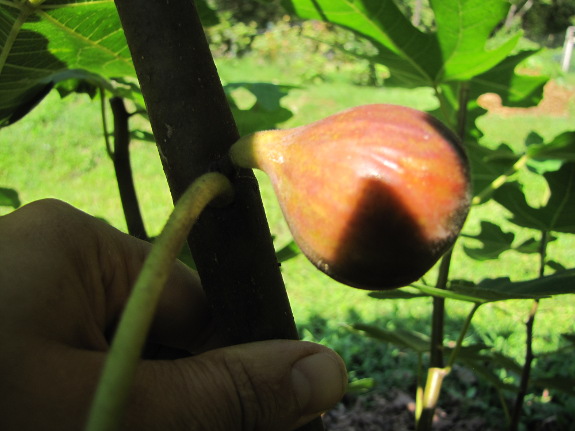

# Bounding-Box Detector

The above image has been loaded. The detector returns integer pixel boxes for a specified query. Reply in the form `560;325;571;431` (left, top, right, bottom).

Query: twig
509;230;549;430
109;97;148;240
85;172;233;431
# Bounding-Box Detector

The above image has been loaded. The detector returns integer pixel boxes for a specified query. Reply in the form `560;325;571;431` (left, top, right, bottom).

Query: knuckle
221;351;295;431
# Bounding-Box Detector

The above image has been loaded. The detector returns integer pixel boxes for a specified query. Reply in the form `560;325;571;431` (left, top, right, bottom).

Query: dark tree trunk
113;1;323;429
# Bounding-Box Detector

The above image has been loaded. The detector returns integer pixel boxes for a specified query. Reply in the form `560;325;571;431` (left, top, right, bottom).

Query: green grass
0;92;174;234
2;56;575;423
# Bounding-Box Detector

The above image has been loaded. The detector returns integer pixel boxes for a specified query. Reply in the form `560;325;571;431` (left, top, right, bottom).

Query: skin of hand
0;199;347;431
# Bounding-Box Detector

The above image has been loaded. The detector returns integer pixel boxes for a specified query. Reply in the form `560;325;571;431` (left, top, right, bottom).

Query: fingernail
291;352;347;415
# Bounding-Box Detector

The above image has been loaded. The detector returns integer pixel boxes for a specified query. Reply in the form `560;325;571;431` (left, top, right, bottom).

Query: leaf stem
418;81;471;430
84;172;233;431
416;367;449;431
456;82;470;140
0;6;28;76
432;85;452;126
472;154;529;205
100;87;114;160
509;298;539;431
430;249;453;368
446;303;480;369
509;229;548;430
109;97;148;240
415;353;424;421
416;250;452;431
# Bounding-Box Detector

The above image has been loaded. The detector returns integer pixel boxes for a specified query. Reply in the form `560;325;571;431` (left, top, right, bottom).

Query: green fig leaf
413;270;575;303
477;269;575;297
282;0;440;87
413;282;546;303
494;163;575;233
463;222;558;259
463;221;515;260
346;377;375;394
450;344;523;374
353;324;430;354
452;346;521;391
466;142;519;202
283;0;523;86
531;377;575;396
527;131;575;162
469;50;548;108
195;0;220;27
0;0;134;127
514;235;557;254
430;0;520;81
275;240;301;263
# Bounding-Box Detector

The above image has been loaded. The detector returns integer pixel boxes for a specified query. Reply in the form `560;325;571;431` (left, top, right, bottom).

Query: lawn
1;55;574;423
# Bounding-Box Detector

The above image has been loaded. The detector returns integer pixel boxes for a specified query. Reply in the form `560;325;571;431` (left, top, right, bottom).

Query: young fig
229;104;471;290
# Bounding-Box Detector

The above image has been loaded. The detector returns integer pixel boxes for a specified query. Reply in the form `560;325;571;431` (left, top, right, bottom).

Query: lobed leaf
283;0;440;86
431;0;520;81
467;142;519;200
477;269;575;297
353;323;430;354
412;282;543;303
528;131;575;163
0;0;133;126
469;50;548;108
462;221;515;261
284;0;528;89
494;163;575;233
411;270;575;303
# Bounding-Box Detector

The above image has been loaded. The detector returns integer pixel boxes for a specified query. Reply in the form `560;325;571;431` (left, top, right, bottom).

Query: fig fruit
229;104;471;290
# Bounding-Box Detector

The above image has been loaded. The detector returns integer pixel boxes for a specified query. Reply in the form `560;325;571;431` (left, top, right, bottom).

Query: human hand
0;199;347;430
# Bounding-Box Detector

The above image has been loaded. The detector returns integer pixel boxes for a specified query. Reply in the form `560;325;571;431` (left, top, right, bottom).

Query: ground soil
320;80;574;431
322;390;497;431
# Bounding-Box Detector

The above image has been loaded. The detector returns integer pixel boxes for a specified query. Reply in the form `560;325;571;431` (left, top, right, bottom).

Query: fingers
2;340;346;431
126;340;347;431
1;200;349;430
0;199;210;351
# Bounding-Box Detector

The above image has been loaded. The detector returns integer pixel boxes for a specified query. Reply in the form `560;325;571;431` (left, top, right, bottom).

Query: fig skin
229;104;471;290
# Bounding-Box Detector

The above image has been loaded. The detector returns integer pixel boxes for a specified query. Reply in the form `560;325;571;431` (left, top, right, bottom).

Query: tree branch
114;1;323;429
110;97;148;240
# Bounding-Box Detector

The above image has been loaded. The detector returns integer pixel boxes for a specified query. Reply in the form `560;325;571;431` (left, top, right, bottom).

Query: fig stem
509;229;548;430
228;129;286;171
415;302;480;429
418;81;472;431
85;172;234;431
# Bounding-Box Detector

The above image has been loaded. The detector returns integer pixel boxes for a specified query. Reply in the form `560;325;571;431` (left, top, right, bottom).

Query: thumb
127;340;347;431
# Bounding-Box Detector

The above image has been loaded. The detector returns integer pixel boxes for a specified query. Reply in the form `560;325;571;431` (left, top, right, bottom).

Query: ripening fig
229;104;471;290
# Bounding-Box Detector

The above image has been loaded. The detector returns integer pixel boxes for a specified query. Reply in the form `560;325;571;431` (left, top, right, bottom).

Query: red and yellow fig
229;104;471;290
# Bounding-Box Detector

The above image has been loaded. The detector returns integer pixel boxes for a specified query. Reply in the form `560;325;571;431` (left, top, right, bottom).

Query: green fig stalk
85;172;233;431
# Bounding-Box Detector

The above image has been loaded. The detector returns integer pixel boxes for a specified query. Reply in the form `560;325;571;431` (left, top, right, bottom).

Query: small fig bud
229;104;471;290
